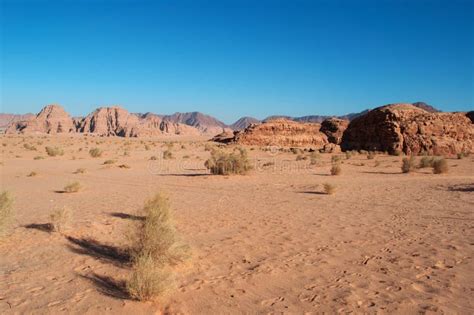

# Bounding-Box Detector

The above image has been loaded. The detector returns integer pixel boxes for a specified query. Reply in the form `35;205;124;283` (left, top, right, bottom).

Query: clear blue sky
1;0;473;123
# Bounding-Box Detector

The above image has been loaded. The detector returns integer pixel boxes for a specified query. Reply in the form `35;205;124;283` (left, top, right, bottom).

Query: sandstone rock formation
77;106;139;136
219;119;329;148
320;118;349;144
211;130;236;144
0;113;35;131
162;112;229;135
5;105;75;134
132;113;201;137
341;104;473;155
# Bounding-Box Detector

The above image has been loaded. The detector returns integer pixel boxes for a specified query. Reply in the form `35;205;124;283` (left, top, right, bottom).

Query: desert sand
1;134;473;314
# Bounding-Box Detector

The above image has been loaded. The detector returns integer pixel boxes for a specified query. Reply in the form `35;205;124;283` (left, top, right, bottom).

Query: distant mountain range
0;101;441;133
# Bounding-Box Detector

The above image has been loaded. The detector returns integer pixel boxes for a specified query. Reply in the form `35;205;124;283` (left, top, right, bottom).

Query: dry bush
205;148;252;175
263;161;275;167
63;182;82;193
310;152;320;165
290;147;302;155
296;154;307;161
419;156;434;168
144;144;151;151
367;152;375;160
33;156;44;160
27;171;37;177
50;207;71;233
23;143;37;151
74;168;86;174
204;143;214;151
126;253;172;301
163;150;173;160
374;160;381;167
433;158;448;174
330;163;342;176
401;156;417;173
127;194;189;301
0;191;14;236
331;155;342;163
89;148;103;158
118;164;131;169
149;156;158;160
323;183;336;195
45;146;64;156
103;159;116;165
183;155;190;159
345;151;352;160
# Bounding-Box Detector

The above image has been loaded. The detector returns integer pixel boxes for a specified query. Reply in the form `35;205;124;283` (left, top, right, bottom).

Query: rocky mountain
5;105;76;134
162;112;229;135
6;105;203;137
0;113;35;130
229;116;260;130
341;103;473;155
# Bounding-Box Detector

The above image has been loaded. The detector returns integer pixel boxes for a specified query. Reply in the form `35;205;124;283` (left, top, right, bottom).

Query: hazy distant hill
229;116;260;130
162;112;228;135
0;113;35;130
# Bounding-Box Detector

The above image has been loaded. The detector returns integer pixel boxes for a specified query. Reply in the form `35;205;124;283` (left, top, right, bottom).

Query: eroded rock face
5;105;75;134
341;104;474;155
320;118;349;144
77;106;139;136
225;119;329;148
132;113;201;137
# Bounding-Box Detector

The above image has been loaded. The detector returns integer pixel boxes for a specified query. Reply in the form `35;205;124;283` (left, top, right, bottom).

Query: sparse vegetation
205;148;252;175
0;191;14;236
118;164;131;169
50;207;71;233
103;159;116;165
367;152;375;160
34;156;44;160
63;182;82;193
323;183;336;195
401;156;417;173
296;154;307;161
74;168;86;174
419;156;434;168
330;163;342;176
89;147;103;158
126;193;189;301
27;171;37;177
163;150;173;160
310;152;320;165
433;158;448;174
45;146;64;157
150;156;158;160
23;143;37;151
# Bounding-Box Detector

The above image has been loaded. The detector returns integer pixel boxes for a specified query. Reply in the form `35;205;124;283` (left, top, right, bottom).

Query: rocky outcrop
5;105;75;134
320;118;349;144
0;113;35;130
341;104;473;155
162;112;229;135
211;130;236;143
221;119;329;148
466;111;474;123
77;106;139;137
132;113;201;137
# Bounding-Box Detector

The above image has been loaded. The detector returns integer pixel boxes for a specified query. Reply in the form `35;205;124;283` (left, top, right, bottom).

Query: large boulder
320;118;349;144
341;103;473;155
222;119;329;148
5;104;75;134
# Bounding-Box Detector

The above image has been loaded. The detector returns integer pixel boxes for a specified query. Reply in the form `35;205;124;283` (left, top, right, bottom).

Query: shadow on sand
24;223;54;233
66;236;131;266
80;273;130;299
109;212;144;221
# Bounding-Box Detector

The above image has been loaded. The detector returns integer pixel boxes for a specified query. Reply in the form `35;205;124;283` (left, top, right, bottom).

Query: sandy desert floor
0;134;473;314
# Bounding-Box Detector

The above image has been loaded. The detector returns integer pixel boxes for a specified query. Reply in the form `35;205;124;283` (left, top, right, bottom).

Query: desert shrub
50;207;71;233
123;150;130;156
45;146;64;157
290;147;302;155
144;145;151;151
204;143;214;151
23;143;37;151
27;171;37;177
34;156;44;160
205;148;252;175
331;155;342;163
433;158;448;174
263;161;275;167
118;164;131;169
330;163;342;176
0;191;14;236
63;182;82;193
127;194;189;300
401;156;417;173
296;154;307;161
419;156;434;168
345;151;352;160
323;183;336;195
374;160;381;167
163;150;173;160
150;156;158;160
310;152;320;165
74;168;86;174
181;145;186;149
103;159;116;165
367;152;375;160
183;155;190;159
89;148;103;158
126;253;171;301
